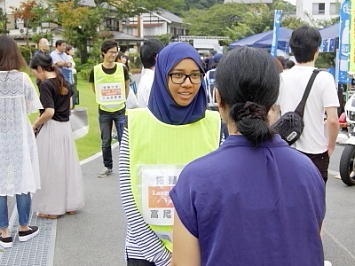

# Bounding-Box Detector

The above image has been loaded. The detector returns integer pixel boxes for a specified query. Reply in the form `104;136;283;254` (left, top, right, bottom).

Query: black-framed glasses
168;72;203;84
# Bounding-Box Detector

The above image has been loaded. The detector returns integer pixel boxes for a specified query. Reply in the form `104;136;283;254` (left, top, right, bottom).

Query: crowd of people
0;24;340;266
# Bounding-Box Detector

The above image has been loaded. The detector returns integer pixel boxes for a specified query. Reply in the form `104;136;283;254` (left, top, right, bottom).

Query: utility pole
137;14;144;39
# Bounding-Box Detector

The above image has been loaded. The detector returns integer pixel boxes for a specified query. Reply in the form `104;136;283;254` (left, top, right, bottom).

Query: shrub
19;45;34;64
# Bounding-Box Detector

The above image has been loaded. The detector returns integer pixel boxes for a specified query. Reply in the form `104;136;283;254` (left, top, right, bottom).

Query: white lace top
0;71;42;196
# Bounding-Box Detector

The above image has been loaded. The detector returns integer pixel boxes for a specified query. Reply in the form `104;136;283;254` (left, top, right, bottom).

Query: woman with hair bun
30;54;84;219
170;47;325;266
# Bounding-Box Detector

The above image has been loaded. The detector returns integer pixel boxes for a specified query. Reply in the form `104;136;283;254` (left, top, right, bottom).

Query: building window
142;12;163;24
330;3;338;15
105;18;119;31
312;3;325;15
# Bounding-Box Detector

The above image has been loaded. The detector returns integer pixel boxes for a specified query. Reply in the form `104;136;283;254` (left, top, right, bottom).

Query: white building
0;0;47;44
0;0;97;45
121;8;187;39
296;0;341;23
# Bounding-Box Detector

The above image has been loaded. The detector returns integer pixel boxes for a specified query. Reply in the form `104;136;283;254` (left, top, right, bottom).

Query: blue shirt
170;135;325;266
50;50;73;85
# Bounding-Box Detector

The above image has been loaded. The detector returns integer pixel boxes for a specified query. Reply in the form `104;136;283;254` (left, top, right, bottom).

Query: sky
284;0;296;5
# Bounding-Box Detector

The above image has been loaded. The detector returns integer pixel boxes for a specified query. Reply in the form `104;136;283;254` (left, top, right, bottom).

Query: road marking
79;142;119;166
324;228;355;262
46;218;57;266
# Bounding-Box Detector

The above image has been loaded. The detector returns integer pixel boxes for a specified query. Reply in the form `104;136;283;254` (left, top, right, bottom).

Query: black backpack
272;69;320;145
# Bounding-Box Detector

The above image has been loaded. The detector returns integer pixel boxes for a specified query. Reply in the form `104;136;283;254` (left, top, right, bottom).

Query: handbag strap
295;69;320;117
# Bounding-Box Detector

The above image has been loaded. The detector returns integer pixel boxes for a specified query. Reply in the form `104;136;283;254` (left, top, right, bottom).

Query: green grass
29;77;101;160
74;78;101;160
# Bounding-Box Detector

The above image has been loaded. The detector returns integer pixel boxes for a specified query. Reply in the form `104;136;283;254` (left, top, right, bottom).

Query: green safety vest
128;108;221;252
94;63;126;112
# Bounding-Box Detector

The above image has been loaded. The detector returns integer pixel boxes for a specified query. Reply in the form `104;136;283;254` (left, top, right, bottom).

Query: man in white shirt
277;26;339;183
50;40;72;85
137;39;163;107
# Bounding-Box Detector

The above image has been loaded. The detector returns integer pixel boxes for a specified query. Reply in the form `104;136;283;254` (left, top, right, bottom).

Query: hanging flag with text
271;10;282;57
337;0;351;83
350;0;355;72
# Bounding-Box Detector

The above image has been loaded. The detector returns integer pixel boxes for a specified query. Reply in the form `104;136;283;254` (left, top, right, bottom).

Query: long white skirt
32;119;85;215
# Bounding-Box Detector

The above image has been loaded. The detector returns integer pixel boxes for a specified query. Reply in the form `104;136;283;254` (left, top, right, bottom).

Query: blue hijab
147;42;207;125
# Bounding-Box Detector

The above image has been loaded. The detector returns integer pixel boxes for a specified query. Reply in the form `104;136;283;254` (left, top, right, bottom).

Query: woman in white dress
0;35;41;248
30;53;84;219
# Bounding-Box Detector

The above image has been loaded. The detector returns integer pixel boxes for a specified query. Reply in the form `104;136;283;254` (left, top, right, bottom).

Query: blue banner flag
271;10;282;57
337;0;350;84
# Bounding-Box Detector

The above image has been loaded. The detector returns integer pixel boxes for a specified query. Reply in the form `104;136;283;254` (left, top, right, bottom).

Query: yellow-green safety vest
94;63;126;112
128;108;221;252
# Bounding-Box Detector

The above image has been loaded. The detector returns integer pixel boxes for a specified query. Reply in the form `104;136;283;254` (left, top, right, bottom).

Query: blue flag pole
337;0;350;85
271;10;282;57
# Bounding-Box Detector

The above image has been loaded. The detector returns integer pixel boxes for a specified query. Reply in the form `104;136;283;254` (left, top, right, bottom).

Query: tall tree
51;1;104;63
11;0;37;48
185;0;223;10
0;8;8;34
281;17;307;29
183;0;298;41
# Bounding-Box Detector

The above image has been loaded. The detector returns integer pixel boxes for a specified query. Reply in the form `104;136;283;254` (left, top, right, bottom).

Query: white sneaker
18;226;39;242
324;260;332;266
97;167;113;178
0;234;13;248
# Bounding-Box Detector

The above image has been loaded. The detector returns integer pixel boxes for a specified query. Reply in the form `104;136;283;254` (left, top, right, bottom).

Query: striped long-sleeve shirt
119;128;171;266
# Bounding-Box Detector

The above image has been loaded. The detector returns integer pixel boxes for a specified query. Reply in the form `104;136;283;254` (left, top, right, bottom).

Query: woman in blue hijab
148;42;207;124
119;42;221;266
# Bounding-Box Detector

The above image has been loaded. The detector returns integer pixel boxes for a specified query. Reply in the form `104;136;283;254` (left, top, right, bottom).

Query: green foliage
18;45;33;63
0;8;8;34
281;16;308;29
183;4;249;37
28;2;51;29
155;34;172;45
95;0;224;16
142;0;186;15
73;77;101;160
185;0;223;9
183;0;297;42
78;63;94;81
317;17;340;28
31;32;53;44
50;1;105;64
271;0;296;14
304;12;340;28
316;52;336;69
127;52;141;71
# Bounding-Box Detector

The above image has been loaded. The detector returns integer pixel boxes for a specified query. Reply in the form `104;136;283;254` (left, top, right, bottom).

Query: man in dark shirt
89;39;129;178
33;38;50;57
32;38;50;88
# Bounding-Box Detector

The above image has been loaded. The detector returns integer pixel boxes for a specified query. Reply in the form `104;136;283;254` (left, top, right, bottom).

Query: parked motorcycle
340;92;355;185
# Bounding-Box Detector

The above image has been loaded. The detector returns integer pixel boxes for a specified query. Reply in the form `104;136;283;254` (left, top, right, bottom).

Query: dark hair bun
231;101;267;122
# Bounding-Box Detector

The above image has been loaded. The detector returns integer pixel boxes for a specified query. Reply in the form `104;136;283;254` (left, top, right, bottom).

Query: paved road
53;146;126;266
323;144;355;266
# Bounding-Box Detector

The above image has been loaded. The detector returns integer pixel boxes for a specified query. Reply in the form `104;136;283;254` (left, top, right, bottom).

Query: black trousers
127;259;156;266
302;151;329;183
